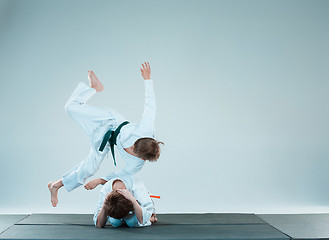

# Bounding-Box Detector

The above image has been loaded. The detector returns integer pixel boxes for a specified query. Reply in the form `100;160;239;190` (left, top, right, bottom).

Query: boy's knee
64;102;74;115
64;101;81;117
125;215;139;228
109;218;123;228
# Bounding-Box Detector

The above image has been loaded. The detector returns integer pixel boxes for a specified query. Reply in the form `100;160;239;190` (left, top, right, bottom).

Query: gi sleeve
100;172;116;182
138;79;156;134
132;179;155;226
104;158;145;179
93;184;110;226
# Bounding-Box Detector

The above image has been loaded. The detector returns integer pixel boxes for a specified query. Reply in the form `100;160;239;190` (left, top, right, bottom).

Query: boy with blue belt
48;62;163;207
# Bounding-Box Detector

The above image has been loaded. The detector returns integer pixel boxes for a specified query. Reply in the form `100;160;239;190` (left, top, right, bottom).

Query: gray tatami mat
0;223;290;240
17;213;265;226
257;213;329;239
155;213;266;225
17;214;93;225
4;213;329;239
0;215;28;234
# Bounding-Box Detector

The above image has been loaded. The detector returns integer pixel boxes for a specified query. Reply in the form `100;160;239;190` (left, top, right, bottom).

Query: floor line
255;214;292;240
0;214;30;235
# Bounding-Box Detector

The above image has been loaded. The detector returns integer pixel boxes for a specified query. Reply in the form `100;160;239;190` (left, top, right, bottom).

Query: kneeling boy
92;173;157;228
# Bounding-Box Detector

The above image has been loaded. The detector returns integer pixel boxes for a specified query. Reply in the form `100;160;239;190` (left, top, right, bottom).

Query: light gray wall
0;0;328;214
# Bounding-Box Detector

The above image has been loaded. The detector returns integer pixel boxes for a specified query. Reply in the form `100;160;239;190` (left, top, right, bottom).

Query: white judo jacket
93;172;155;227
62;79;156;192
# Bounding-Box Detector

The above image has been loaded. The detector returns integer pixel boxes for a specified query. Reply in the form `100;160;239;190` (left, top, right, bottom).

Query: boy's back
93;173;155;227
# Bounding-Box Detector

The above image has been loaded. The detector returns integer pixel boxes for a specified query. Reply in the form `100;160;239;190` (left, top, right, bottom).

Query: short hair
107;191;133;219
133;137;164;161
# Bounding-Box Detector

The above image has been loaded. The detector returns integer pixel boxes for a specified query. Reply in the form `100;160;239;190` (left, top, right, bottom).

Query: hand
117;189;136;202
103;192;112;206
84;179;100;190
140;62;151;80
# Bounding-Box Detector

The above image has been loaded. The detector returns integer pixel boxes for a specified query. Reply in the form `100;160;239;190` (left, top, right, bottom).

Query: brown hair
106;191;134;219
133;137;164;161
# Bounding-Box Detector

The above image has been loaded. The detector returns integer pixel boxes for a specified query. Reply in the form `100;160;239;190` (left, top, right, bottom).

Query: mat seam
14;223;268;226
255;214;292;240
0;214;30;235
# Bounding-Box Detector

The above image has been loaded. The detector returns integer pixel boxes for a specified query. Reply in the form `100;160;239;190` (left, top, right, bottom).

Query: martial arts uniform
93;172;155;227
61;79;156;192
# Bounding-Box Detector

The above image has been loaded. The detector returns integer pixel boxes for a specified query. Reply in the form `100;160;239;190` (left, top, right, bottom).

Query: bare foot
48;180;63;207
88;70;104;92
150;213;158;223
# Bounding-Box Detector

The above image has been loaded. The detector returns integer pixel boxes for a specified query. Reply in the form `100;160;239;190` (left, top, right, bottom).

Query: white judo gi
62;79;156;192
93;172;155;227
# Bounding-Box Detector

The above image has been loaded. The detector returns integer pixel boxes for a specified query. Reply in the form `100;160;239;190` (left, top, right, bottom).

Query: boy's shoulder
101;181;113;194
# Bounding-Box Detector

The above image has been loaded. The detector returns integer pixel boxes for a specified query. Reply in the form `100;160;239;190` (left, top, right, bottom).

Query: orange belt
150;195;161;199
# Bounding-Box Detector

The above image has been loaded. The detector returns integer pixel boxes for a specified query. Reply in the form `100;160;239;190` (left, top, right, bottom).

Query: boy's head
133;137;164;161
106;190;133;219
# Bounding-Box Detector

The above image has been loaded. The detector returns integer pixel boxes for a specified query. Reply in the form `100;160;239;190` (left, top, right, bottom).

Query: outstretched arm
84;178;107;190
139;62;156;133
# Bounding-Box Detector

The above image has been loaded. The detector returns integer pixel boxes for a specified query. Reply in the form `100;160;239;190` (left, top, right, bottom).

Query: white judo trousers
62;82;128;192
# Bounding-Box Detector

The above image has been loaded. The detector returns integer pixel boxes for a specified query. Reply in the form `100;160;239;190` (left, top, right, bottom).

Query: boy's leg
65;82;111;136
124;213;155;227
109;217;124;227
48;147;109;207
48;73;127;207
65;81;128;144
48;180;63;207
62;148;109;192
124;214;140;228
88;70;103;92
